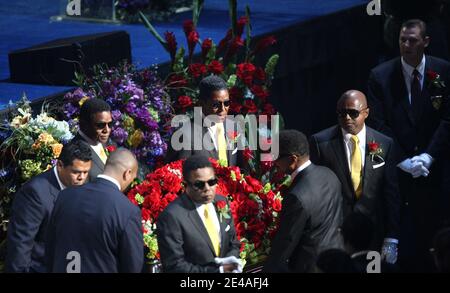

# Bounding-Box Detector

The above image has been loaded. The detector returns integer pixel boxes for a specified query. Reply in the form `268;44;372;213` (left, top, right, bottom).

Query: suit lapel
202;125;219;160
363;128;375;195
394;60;416;126
213;198;228;258
47;169;62;201
183;195;217;257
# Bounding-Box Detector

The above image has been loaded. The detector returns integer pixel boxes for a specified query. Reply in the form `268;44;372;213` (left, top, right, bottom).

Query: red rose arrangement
127;158;283;265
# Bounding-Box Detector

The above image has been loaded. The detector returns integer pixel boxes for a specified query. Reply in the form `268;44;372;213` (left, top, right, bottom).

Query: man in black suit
46;148;143;273
72;98;113;180
5;141;92;273
367;19;450;271
166;75;244;168
310;90;401;264
157;155;241;273
263;130;343;273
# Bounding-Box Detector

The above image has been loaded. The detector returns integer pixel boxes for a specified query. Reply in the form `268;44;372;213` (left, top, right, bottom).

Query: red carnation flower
208;60;224;75
273;198;282;212
105;145;117;153
177;95;193;111
216;200;227;210
427;70;438;80
243;99;258;114
229;87;243;100
237;63;256;86
254;67;266;81
251;85;269;100
368;142;380;153
188;63;207;78
243;148;254;162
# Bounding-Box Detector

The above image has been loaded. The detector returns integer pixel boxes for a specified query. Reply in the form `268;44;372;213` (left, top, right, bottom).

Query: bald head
103;148;138;192
337;90;367;110
337;90;369;135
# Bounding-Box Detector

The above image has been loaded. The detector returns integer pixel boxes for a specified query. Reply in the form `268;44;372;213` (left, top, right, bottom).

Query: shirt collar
78;130;100;146
53;167;66;190
97;174;121;190
341;124;366;145
291;160;312;182
401;55;426;78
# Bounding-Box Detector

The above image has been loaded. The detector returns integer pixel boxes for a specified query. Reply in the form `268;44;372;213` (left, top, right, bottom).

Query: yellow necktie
203;205;220;256
350;135;362;198
98;146;108;164
216;123;228;166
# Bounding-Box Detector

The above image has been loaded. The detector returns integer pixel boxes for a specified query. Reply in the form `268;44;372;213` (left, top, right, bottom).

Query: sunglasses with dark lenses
95;121;114;129
211;100;231;110
188;178;219;190
336;108;367;119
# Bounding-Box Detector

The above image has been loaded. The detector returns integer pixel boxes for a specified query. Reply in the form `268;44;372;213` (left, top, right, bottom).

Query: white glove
381;238;398;264
397;159;429;178
215;256;243;273
411;153;434;170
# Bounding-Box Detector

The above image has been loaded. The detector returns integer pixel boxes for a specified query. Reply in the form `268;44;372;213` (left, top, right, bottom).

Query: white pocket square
373;162;385;169
232;148;238;155
225;225;231;232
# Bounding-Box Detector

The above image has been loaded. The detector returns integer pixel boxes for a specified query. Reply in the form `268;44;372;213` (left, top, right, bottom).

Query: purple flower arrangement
63;63;173;169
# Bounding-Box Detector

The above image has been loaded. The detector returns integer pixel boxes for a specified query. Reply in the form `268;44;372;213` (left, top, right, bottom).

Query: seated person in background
6;141;92;273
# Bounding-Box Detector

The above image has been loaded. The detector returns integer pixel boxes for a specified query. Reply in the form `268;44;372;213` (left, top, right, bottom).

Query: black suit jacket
165;117;243;167
310;125;400;246
71;134;105;181
156;194;240;273
367;55;450;162
5;169;61;273
46;178;144;273
263;163;344;273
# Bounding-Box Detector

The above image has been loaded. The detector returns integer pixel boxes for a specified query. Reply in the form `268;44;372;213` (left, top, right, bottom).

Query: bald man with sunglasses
310;90;401;266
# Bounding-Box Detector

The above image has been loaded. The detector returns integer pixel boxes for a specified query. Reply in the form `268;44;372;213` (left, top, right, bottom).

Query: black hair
182;155;214;181
79;98;111;123
278;129;309;157
198;75;228;102
341;212;374;252
59;140;92;166
401;19;427;39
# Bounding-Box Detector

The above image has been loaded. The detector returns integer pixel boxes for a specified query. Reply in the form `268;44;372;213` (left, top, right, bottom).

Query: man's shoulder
371;57;400;75
20;170;55;192
366;126;393;145
311;125;339;143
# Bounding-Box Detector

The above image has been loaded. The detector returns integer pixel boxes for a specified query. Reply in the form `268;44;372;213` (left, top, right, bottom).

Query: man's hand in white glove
215;256;243;273
381;238;398;264
397;159;429;178
411;153;434;170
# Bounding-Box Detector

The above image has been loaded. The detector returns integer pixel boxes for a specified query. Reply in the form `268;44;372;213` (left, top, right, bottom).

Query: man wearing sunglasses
263;130;343;273
157;155;241;273
72;98;114;180
310;90;401;268
367;19;450;272
166;75;244;169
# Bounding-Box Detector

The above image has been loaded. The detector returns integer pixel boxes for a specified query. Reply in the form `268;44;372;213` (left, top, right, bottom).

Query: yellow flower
79;96;90;107
128;130;143;148
37;132;55;144
51;143;63;158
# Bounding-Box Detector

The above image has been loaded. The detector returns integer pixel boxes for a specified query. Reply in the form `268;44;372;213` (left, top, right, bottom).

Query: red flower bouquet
127;158;283;265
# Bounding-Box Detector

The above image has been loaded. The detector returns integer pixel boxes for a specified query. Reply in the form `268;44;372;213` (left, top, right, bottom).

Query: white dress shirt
97;174;121;190
290;160;312;182
341;124;367;171
401;55;426;104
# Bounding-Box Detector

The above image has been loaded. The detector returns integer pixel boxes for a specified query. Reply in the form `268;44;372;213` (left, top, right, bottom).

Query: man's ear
424;36;430;48
364;107;370;119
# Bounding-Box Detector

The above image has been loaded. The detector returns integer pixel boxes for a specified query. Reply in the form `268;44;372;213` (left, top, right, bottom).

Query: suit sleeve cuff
383;238;399;244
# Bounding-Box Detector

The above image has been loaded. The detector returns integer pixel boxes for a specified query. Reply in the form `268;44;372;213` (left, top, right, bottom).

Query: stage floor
0;0;367;109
